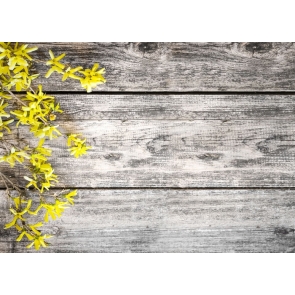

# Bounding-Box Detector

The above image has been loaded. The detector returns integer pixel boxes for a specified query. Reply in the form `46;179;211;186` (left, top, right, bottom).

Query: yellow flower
30;153;48;167
34;138;52;156
64;190;77;205
0;147;30;167
69;142;92;158
0;91;11;100
0;99;10;123
42;200;68;222
12;196;31;210
46;50;66;69
79;63;105;77
79;63;106;92
26;234;52;250
24;176;39;190
52;103;63;113
8;56;28;70
62;66;83;81
0;46;12;60
29;222;43;235
67;133;83;146
31;124;62;140
0;60;10;75
45;50;66;78
42;203;56;222
0;42;11;50
45;65;64;78
25;85;55;103
4;200;32;229
53;200;69;216
14;44;38;61
16;230;34;242
0;119;14;137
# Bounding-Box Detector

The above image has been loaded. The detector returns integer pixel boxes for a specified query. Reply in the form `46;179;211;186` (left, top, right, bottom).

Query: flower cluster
4;191;77;250
0;42;39;91
45;50;106;92
0;42;106;250
67;133;92;158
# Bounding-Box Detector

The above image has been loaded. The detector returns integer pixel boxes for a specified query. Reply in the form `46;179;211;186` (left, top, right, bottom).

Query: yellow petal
26;241;34;249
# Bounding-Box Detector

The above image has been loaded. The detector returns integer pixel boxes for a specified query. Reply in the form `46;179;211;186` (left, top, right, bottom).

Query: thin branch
0;81;27;106
0;172;24;193
0;173;10;191
29;86;36;94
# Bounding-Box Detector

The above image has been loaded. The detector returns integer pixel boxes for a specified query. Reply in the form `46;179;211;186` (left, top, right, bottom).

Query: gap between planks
12;91;295;95
2;187;295;190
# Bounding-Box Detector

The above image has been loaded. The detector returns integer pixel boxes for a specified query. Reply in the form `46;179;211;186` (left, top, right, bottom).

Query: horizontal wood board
1;189;295;253
29;42;295;92
2;117;295;187
40;94;295;120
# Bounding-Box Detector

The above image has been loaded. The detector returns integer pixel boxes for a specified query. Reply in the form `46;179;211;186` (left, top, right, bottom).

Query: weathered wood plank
53;94;295;120
1;189;295;253
1;119;295;188
29;42;295;92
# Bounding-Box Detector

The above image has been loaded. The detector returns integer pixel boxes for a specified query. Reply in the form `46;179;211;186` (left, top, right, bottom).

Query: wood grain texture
0;118;294;188
1;189;295;253
2;42;295;253
54;94;295;120
29;42;295;92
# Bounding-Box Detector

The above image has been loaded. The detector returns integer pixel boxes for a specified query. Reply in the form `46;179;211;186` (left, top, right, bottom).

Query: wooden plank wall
1;43;295;252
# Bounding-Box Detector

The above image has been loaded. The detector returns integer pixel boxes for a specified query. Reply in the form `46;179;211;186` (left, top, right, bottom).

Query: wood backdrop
1;42;295;252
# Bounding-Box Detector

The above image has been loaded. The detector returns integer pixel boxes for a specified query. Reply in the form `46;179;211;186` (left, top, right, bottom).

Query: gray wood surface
2;118;294;188
54;94;295;120
29;42;295;92
2;43;295;252
1;189;295;253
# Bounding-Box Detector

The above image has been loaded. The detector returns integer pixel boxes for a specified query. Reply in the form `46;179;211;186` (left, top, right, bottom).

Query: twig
0;81;27;106
0;172;24;193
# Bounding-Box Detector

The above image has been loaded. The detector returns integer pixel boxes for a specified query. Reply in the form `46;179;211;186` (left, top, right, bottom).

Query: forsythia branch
0;42;106;250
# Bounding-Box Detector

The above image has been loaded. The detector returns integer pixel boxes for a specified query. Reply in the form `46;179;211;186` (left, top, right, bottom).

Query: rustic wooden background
1;42;295;252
